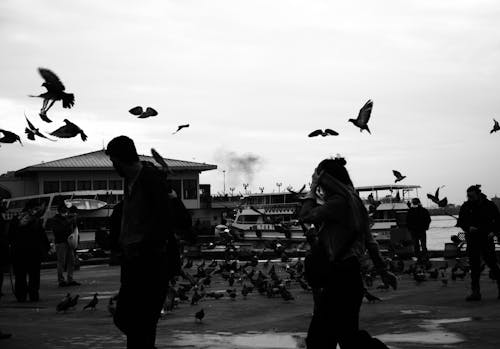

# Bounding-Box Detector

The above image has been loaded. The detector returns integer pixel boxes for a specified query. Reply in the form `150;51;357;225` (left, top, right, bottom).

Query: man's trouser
467;233;500;292
114;253;170;349
56;242;74;283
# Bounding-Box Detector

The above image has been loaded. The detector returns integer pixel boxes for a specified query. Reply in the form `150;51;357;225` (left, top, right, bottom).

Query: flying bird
348;99;373;134
25;113;55;141
427;187;448;208
50;119;87;141
392;170;406;183
151;148;173;175
30;68;75;121
128;106;158;119
491;119;500;134
308;129;339;137
0;129;23;146
83;293;99;311
173;124;190;134
287;184;306;196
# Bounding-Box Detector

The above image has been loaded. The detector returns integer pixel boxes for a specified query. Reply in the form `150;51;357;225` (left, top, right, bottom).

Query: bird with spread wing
491;119;500;134
348;99;373;134
308;129;339;137
129;106;158;119
427;186;448;208
392;170;406;183
173;124;190;134
30;68;75;122
0;129;23;146
50;119;87;141
25;113;55;141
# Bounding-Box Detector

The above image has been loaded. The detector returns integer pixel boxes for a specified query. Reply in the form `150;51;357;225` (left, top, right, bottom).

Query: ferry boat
230;184;421;255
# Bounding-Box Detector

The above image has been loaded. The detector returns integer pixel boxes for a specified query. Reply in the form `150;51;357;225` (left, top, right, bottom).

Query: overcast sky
1;0;500;204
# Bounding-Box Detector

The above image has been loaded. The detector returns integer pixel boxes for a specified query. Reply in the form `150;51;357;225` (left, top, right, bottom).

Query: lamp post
222;170;226;195
243;183;249;194
259;187;265;193
276;182;282;193
229;187;235;196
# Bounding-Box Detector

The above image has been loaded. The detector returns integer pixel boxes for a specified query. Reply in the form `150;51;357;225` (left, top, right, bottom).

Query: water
427;215;461;251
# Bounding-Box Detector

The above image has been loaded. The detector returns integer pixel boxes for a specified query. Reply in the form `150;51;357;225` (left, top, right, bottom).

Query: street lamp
259;187;265;193
276;182;282;193
243;183;249;194
229;187;235;196
222;170;226;195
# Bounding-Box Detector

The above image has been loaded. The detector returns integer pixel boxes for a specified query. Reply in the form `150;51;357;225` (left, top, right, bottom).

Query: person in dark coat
0;201;10;299
457;185;500;301
49;204;79;287
406;198;431;262
8;200;50;302
300;158;396;349
106;136;191;349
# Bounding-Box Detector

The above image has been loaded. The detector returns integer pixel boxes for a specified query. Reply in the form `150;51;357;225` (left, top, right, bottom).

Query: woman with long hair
300;157;396;348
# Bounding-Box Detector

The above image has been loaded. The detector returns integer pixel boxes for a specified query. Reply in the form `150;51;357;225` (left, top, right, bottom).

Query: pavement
1;262;500;349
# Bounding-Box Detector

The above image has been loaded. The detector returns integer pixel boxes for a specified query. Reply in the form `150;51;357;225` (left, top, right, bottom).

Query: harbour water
426;215;461;251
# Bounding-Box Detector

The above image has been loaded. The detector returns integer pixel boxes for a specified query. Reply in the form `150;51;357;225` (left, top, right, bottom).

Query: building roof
356;184;421;192
15;150;217;175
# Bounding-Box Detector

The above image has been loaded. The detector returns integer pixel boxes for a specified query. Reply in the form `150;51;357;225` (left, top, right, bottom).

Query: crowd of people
1;136;500;348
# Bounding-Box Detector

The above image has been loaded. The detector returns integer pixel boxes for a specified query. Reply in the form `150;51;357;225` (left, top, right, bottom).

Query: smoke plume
214;149;264;186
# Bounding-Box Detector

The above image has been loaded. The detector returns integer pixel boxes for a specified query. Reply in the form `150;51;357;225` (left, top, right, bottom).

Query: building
0;149;217;210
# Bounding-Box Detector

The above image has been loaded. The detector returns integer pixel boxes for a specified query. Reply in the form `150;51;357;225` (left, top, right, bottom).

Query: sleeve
424;209;432;230
457;204;469;232
299;195;346;225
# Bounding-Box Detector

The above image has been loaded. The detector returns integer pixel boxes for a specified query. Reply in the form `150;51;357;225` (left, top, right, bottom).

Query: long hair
317;157;353;187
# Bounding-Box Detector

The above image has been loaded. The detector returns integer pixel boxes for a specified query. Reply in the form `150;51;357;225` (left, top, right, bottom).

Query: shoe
0;332;12;340
67;280;81;287
58;281;67;287
466;292;482;302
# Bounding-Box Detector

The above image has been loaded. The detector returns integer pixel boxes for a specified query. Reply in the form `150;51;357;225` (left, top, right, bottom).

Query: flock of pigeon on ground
0;68;191;147
54;248;492;323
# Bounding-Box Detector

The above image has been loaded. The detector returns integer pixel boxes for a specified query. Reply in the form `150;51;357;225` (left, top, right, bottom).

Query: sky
1;0;500;205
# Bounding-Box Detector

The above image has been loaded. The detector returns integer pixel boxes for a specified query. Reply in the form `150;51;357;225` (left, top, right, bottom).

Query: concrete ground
0;262;499;349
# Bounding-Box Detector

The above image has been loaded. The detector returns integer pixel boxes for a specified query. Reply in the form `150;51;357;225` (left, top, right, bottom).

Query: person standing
300;158;396;348
50;204;80;287
0;201;9;299
458;185;500;301
406;198;431;263
8;200;50;302
106;136;190;349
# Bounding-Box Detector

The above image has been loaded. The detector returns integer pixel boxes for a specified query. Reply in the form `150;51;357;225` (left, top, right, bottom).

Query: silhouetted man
106;136;190;349
406;198;431;263
458;185;500;301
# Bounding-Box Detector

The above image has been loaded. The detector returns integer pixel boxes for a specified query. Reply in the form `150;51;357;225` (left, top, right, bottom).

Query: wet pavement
1;263;500;348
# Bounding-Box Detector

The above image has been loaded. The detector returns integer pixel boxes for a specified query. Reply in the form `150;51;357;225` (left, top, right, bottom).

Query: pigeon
173;124;190;135
364;289;382;303
50;119;87;141
427;187;448;208
83;293;99;310
128;106;158;119
56;293;72;313
195;309;205;323
30;68;75;122
24;113;55;141
68;294;79;309
308;129;339;137
191;290;202;305
0;129;23;146
348;99;373;134
151;148;173;175
491;119;500;134
392;170;406;183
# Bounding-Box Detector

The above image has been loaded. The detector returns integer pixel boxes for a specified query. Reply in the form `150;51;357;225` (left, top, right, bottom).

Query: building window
93;180;108;190
167;180;182;197
77;180;91;191
183;179;198;200
109;179;123;190
43;181;60;194
61;180;76;192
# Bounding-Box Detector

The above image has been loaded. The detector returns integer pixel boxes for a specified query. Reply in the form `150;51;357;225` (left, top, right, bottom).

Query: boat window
109;179;124;190
167;180;182;197
236;215;260;224
271;195;285;204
